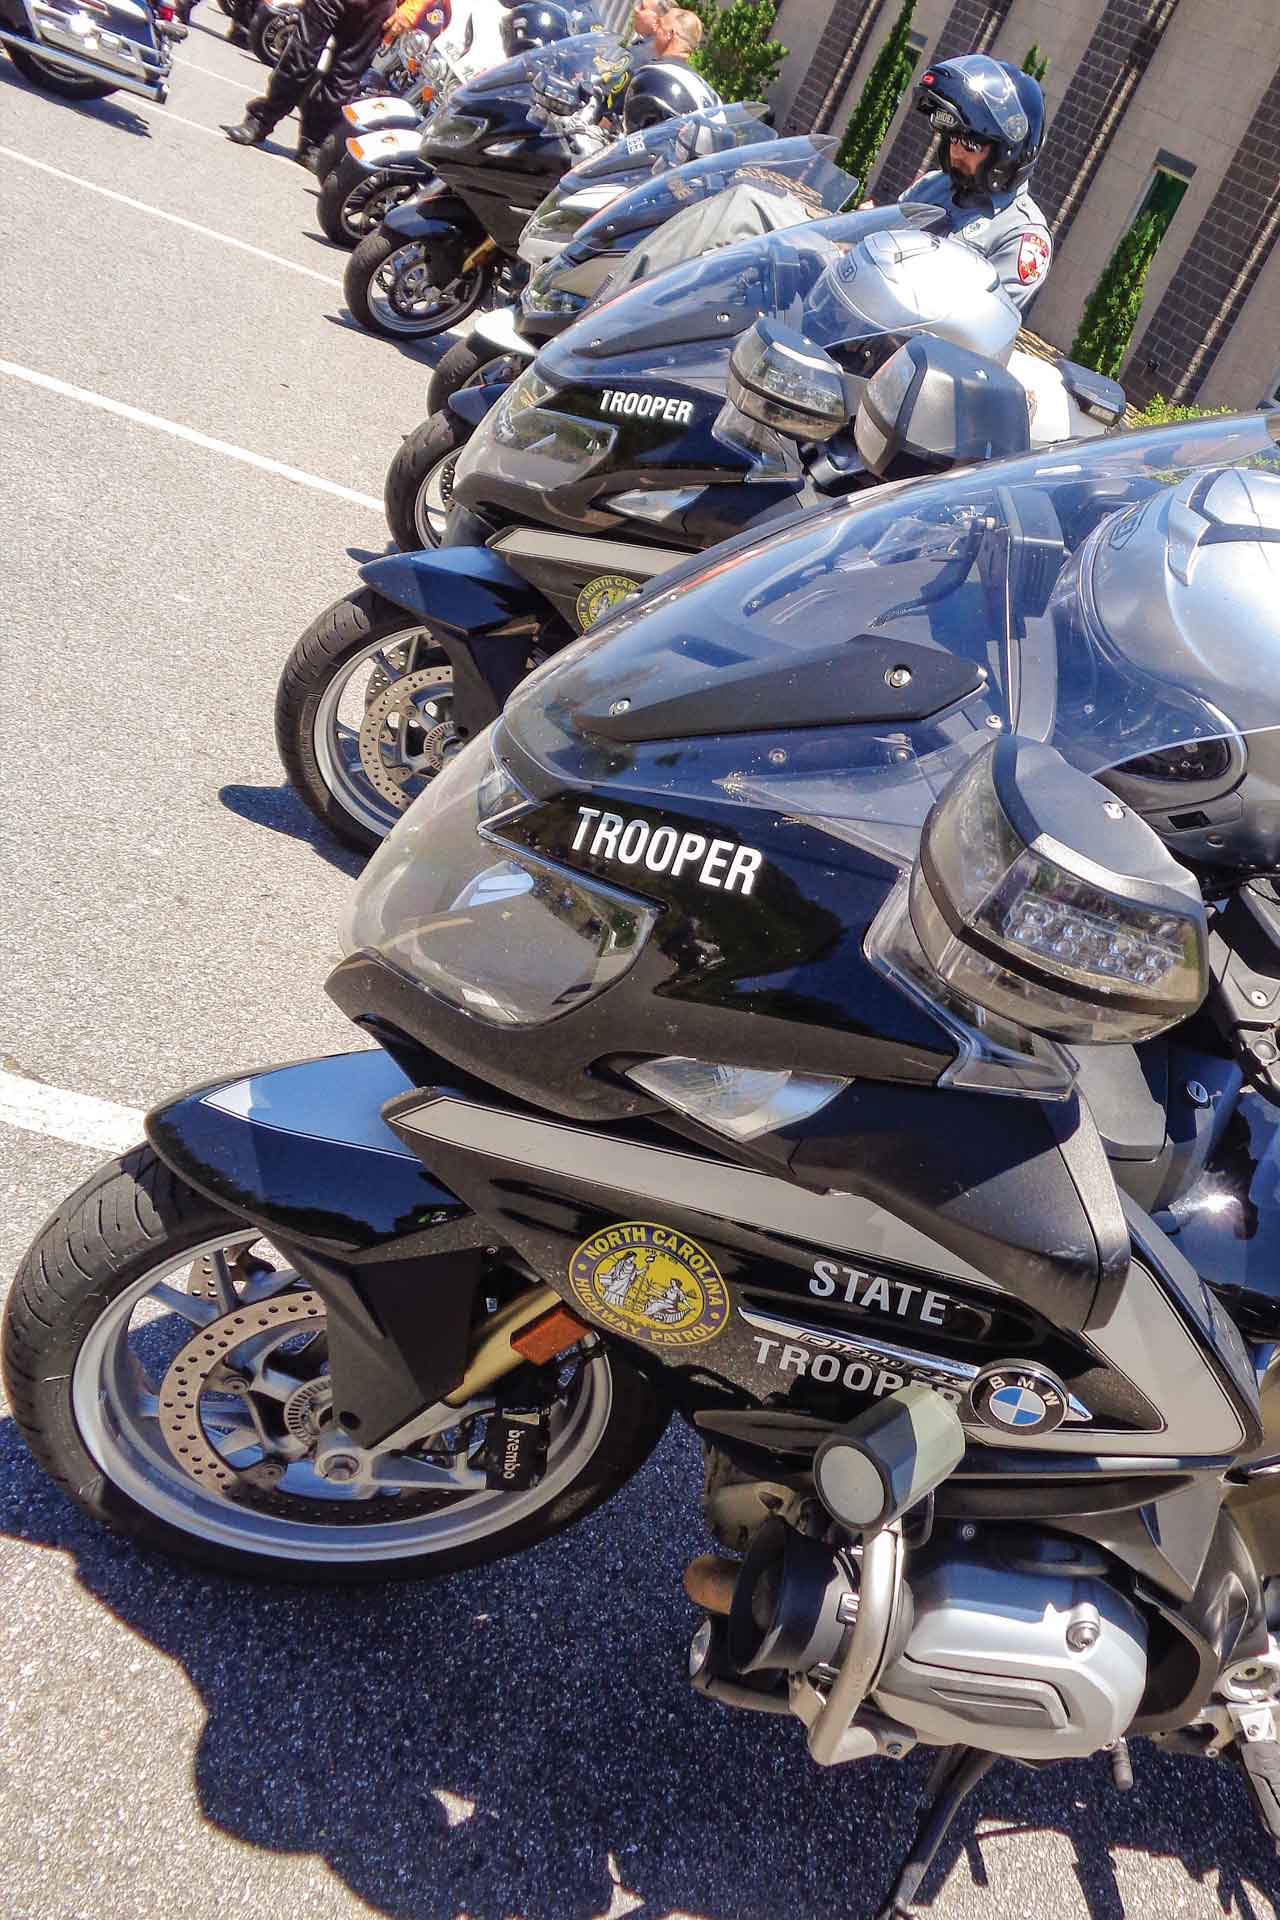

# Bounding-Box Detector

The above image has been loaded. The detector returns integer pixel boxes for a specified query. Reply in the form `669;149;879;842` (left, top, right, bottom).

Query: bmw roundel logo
969;1363;1069;1437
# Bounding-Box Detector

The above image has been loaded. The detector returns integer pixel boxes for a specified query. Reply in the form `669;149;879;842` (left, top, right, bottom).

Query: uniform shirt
898;170;1052;312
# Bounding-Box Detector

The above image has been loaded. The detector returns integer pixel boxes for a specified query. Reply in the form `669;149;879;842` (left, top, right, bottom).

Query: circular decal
575;572;641;632
969;1362;1068;1436
569;1222;730;1348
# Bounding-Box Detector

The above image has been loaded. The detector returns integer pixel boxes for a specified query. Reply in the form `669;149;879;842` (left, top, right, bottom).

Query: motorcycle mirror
725;318;852;444
855;335;1031;479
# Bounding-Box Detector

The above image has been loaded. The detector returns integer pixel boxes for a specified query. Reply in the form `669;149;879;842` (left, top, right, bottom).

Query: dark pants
246;0;393;148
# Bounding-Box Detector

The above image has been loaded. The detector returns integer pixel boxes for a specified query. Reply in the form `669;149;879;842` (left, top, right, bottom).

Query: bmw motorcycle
341;34;633;339
284;216;1123;850
385;128;843;545
0;0;181;99
13;414;1280;1913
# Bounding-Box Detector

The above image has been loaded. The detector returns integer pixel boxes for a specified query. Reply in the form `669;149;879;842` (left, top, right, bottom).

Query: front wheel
6;41;116;95
2;1148;669;1583
425;334;525;416
383;406;475;550
345;225;490;339
318;154;416;248
275;586;465;851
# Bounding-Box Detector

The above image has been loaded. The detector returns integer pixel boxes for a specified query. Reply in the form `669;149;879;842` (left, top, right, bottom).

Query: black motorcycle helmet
621;59;720;132
501;2;574;57
914;54;1044;198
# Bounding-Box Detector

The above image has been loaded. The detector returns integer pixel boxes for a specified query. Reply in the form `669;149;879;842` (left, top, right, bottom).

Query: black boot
224;115;268;144
294;140;323;172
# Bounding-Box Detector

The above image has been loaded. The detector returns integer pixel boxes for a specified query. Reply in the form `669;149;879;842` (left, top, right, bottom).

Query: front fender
346;127;426;177
145;1050;488;1448
343;98;420;133
447;382;508;427
145;1049;461;1254
382;189;475;242
360;545;540;634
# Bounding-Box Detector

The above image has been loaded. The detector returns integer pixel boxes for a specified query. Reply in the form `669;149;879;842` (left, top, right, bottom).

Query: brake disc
357;664;455;807
158;1291;325;1501
156;1290;470;1522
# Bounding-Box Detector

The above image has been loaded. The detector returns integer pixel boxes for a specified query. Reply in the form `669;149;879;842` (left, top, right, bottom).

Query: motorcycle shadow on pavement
0;54;151;135
0;1409;1277;1920
217;778;366;874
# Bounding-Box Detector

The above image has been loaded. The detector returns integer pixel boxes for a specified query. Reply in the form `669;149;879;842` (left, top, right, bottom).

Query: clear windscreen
583;204;944;349
569;102;773;183
503;414;1280;871
576;137;853;244
454;30;621;106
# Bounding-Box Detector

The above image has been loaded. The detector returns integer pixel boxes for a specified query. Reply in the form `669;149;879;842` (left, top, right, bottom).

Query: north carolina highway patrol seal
575;572;640;632
569;1222;730;1348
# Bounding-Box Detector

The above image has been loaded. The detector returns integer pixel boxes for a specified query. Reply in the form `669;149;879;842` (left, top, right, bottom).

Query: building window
1126;152;1194;244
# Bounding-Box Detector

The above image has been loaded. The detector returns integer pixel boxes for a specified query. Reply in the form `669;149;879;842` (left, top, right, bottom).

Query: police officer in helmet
882;54;1052;312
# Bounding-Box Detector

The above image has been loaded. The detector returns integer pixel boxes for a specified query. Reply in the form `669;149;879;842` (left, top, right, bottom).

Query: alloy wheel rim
367;243;483;337
72;1231;612;1564
311;627;456;839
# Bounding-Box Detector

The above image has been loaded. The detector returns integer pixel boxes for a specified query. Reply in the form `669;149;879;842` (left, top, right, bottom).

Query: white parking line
177;55;257;90
0;146;341;284
0;359;385;511
0;1069;143;1156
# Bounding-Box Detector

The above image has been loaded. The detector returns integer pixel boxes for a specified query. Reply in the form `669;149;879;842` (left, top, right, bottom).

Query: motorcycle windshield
498;414;1280;870
451;31;621;109
567;103;775;186
572;137;854;247
552;204;945;362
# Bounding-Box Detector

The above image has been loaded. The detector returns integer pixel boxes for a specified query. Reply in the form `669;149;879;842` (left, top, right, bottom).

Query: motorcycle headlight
522;266;588;317
908;738;1209;1045
343;734;656;1028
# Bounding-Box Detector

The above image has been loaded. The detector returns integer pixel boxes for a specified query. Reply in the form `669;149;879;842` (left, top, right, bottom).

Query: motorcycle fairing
447;383;506;427
144;1050;488;1447
382;183;468;242
381;1081;1261;1466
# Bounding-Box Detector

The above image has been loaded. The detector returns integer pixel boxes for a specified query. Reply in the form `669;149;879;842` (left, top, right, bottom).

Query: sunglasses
949;132;990;154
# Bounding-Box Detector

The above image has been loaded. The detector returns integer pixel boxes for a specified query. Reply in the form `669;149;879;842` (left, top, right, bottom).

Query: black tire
315;126;348;184
275;585;449;851
383;408;474;551
2;1147;670;1584
248;1;296;65
318;154;414;248
6;41;116;95
345;224;489;339
427;334;512;414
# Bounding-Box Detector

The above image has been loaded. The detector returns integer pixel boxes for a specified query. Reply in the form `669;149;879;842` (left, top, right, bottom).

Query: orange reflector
512;1303;593;1366
342;104;360;123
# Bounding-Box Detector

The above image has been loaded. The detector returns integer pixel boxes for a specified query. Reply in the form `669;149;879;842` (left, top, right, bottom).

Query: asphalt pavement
0;27;1278;1920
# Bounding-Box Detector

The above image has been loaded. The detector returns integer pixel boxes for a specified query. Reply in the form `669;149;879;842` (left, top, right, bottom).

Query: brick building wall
782;0;887;134
1124;62;1280;406
1026;0;1181;251
871;0;1015;202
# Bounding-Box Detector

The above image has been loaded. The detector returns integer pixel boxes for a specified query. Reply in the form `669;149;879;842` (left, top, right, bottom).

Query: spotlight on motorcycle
813;1382;966;1534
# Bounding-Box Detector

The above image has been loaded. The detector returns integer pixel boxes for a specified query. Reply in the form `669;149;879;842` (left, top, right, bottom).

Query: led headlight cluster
909;738;1209;1044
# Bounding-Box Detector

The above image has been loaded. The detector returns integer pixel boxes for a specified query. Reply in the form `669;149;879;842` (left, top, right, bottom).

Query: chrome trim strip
737;1305;980;1384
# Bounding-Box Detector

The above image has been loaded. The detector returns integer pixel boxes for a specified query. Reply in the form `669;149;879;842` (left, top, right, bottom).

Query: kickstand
874;1746;999;1919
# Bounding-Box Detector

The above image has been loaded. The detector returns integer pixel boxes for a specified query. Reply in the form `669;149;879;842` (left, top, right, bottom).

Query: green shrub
686;0;786;103
1131;395;1230;427
835;0;918;201
1070;210;1164;380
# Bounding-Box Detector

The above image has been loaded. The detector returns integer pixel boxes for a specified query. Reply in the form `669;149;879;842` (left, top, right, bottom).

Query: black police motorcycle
282;212;1124;852
385;130;850;548
14;415;1280;1912
342;32;627;338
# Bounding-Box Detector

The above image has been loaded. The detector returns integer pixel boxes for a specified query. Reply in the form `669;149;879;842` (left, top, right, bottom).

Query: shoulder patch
1017;230;1051;285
